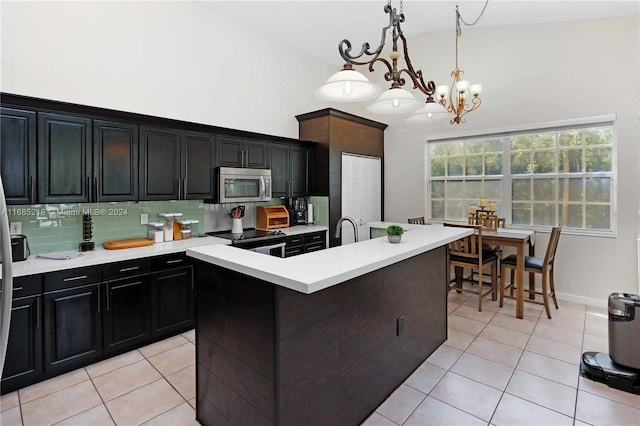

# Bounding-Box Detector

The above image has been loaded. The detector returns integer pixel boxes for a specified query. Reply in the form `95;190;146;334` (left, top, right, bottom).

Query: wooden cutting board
103;238;155;250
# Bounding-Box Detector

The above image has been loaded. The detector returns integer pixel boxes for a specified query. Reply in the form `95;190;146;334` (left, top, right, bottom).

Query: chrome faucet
335;216;359;243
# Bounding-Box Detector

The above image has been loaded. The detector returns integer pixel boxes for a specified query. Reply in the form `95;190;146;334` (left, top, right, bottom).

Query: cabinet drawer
304;232;326;243
286;235;304;245
305;242;325;253
285;246;305;258
44;266;101;293
1;274;43;299
103;258;150;282
150;253;191;271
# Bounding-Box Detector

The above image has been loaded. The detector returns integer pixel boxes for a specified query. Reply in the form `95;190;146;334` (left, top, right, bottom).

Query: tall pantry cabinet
296;108;387;247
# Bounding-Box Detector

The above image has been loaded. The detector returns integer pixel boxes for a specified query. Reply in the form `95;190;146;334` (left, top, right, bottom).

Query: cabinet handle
63;275;88;282
30;176;36;204
119;266;140;273
177;178;182;200
97;286;101;314
106;285;110;312
12;287;24;292
166;259;183;265
36;296;41;329
183;178;188;200
94;177;99;202
87;176;92;202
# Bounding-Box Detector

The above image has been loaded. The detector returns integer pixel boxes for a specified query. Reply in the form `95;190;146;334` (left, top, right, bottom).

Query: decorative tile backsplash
8;200;204;255
9;197;329;255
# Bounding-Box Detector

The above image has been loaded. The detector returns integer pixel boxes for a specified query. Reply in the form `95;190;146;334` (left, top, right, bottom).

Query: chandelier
436;3;488;124
314;0;446;117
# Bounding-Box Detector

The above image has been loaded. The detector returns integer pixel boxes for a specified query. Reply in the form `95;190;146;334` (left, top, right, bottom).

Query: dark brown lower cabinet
43;283;103;376
151;255;194;338
1;294;42;393
194;246;447;426
103;276;151;354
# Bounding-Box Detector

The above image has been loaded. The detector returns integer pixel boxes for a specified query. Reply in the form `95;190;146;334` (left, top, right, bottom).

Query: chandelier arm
396;33;436;96
338;4;400;66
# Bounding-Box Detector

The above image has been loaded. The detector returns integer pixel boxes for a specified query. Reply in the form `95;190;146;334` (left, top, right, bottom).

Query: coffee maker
294;198;307;224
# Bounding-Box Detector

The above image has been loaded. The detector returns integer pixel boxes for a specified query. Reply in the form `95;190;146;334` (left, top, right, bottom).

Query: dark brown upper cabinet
93;120;139;202
38;112;92;203
181;131;216;200
140;127;216;201
139;126;182;200
217;135;267;169
0;107;36;204
268;143;308;198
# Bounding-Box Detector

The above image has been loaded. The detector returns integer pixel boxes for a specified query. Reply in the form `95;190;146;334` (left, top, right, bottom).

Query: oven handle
251;242;286;258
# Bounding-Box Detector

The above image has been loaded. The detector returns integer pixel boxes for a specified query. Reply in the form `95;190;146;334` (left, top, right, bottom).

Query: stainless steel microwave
217;167;272;203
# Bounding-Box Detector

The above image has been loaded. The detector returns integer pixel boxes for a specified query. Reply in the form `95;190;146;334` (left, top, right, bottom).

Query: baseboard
556;292;608;308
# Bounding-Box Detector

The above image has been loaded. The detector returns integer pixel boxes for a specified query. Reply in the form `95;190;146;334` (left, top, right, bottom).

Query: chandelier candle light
314;0;446;117
437;2;488;124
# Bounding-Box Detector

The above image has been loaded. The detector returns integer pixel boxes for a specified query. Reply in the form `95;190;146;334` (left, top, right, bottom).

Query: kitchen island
187;224;470;426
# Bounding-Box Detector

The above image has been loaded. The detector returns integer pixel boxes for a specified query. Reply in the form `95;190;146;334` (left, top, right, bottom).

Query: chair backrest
408;217;426;225
468;212;505;230
543;226;562;267
443;223;484;266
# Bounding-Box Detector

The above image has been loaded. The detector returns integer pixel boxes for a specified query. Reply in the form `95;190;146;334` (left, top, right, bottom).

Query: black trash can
608;293;640;370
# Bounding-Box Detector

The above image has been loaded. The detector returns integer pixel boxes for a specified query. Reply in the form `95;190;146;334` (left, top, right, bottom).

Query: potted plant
385;224;404;243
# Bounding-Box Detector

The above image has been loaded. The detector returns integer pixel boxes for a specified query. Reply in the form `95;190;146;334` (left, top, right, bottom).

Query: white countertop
2;236;230;279
187;223;471;294
2;225;330;279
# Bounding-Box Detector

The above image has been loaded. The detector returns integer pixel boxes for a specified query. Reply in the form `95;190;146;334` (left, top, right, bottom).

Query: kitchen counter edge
187;223;470;294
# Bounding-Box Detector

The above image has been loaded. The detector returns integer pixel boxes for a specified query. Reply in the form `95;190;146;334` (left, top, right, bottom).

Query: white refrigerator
0;175;15;378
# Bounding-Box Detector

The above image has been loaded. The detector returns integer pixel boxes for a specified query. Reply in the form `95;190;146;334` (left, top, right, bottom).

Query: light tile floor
1;294;639;425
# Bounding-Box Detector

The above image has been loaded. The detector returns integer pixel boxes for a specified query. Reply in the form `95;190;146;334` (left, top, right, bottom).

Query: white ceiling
198;0;640;66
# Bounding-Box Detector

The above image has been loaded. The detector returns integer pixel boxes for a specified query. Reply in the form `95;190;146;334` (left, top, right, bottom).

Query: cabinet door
244;140;267;169
182;131;216;200
0;108;36;204
44;284;102;375
290;146;308;197
217;136;267;168
267;143;289;197
139;126;181;200
1;296;42;393
150;266;194;337
93;120;138;202
103;276;150;354
217;135;244;167
38;112;92;203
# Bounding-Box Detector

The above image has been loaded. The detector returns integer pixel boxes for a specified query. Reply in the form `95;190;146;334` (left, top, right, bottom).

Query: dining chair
408;217;426;225
499;226;562;319
444;223;498;312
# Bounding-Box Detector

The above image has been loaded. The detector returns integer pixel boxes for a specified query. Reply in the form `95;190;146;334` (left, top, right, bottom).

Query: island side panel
194;261;277;425
277;246;447;426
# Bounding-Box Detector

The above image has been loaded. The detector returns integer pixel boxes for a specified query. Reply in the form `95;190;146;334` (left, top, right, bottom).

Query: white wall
0;1;335;139
382;17;640;306
2;2;639;305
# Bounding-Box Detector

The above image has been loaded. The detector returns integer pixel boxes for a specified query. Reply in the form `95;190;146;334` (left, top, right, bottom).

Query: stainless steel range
207;229;287;257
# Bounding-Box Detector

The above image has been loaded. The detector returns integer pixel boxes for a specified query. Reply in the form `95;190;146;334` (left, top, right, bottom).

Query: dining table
482;228;536;319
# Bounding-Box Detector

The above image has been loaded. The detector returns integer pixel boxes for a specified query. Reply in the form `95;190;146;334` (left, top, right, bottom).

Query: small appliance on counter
294;198;307;224
10;234;29;262
256;205;289;230
79;212;95;252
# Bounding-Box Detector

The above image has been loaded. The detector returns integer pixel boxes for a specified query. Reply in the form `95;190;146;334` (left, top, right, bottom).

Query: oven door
250;242;286;258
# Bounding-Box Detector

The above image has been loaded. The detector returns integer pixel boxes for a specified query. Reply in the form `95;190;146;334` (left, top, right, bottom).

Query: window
427;119;615;235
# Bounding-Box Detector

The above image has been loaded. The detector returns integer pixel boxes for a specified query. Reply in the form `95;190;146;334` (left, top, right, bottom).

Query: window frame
425;115;617;237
